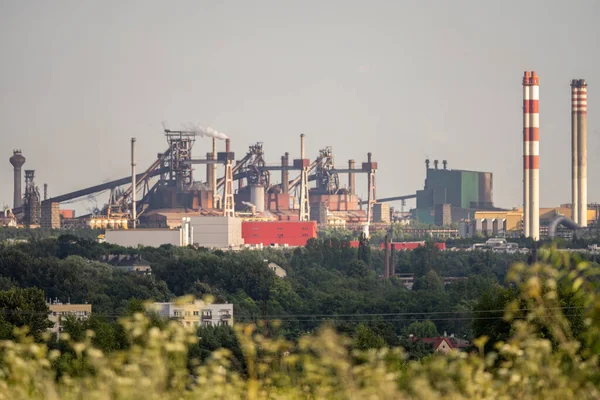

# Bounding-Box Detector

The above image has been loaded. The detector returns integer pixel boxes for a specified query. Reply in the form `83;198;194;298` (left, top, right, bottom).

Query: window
201;321;212;327
202;310;212;318
193;311;199;316
185;311;191;316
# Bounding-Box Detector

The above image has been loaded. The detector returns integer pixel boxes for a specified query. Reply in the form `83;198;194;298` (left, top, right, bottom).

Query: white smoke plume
181;122;229;140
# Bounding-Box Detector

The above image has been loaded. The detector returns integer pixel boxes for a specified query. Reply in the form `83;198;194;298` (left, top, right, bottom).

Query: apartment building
150;300;233;327
48;301;92;339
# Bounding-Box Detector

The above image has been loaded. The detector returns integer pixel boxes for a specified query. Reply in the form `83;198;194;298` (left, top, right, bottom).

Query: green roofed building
414;159;495;225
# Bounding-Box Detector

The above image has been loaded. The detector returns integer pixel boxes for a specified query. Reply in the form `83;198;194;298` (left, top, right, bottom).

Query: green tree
357;233;371;265
353;324;385;350
346;260;371;278
403;320;439;338
413;270;444;291
0;287;53;340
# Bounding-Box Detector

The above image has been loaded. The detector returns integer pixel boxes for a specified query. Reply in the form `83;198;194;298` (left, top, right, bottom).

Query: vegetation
0;227;599;397
0;248;598;398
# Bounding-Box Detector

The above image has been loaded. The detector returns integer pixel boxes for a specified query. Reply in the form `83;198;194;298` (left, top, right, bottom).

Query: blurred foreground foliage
0;247;599;399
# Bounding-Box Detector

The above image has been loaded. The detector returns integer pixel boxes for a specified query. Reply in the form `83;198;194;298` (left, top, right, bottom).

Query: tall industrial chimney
523;71;540;240
300;134;306;159
9;150;25;210
571;79;587;227
131;138;137;229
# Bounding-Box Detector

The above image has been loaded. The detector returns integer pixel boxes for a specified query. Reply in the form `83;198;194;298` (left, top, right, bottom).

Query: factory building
242;221;317;247
105;216;244;249
463;206;598;238
104;228;184;248
188;216;244;249
414;159;494;225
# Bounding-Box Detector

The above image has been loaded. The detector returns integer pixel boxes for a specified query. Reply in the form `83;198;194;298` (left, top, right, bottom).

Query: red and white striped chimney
523;71;540;240
571;79;587;227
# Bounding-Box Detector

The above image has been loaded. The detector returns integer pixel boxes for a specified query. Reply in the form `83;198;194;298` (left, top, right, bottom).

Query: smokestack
300;134;305;159
571;79;588;227
225;138;231;153
390;243;396;277
425;159;430;170
281;152;289;194
131;138;137;229
442;160;447;170
348;159;355;195
43;184;47;201
433;160;439;170
9;150;25;210
523;71;540;240
384;234;390;279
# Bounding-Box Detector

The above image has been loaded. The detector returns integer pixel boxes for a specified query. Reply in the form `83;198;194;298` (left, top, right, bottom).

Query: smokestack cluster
522;71;540;240
571;79;588;227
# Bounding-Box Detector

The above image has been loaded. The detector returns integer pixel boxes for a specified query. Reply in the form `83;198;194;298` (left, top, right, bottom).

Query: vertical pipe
300;134;305;159
384;234;390;279
390;243;396;277
225;138;231;153
529;71;540;240
522;72;531;238
131;138;137;229
210;138;217;204
281;152;289;194
348;159;355;195
13;167;22;209
43;184;48;201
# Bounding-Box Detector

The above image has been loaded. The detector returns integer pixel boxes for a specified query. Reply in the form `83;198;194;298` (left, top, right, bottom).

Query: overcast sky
1;1;598;214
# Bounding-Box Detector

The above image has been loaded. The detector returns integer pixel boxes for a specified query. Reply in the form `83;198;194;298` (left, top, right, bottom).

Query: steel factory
2;71;597;246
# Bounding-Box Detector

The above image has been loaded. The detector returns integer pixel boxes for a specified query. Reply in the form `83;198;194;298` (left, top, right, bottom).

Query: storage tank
250;185;265;213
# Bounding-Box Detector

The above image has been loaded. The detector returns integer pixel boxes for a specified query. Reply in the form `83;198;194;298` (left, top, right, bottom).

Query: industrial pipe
131;138;137;229
548;215;580;239
384;234;390;279
348;159;355;195
281;152;289;194
300;134;305;159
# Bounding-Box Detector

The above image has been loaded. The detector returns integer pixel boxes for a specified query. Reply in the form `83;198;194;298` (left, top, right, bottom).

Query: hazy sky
1;1;599;214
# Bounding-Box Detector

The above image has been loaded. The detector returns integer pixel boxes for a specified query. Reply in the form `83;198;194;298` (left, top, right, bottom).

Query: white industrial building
104;228;183;248
189;216;244;249
104;216;244;249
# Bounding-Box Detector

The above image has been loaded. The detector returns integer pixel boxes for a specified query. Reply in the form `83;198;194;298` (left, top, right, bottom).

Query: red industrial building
242;221;317;247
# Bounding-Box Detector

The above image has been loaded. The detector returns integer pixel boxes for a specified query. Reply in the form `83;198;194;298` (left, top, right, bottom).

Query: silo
250;184;265;213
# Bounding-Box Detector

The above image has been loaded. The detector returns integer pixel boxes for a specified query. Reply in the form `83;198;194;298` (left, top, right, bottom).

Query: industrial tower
522;71;540;240
9;150;25;210
571;79;587;227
